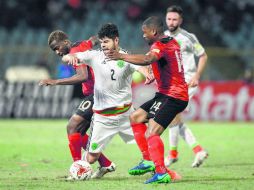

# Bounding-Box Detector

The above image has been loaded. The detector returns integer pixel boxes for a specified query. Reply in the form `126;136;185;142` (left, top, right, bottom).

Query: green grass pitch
0;119;254;190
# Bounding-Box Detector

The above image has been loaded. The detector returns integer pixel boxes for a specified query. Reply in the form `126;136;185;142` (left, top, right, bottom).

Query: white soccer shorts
88;108;135;153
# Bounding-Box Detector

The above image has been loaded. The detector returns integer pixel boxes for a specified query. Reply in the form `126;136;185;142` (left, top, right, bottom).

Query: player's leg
178;87;208;167
128;99;156;175
165;114;181;166
115;108;153;175
130;108;150;160
67;114;89;161
85;113;117;178
178;123;208;167
67;95;94;161
144;95;188;184
68;95;113;168
145;119;171;184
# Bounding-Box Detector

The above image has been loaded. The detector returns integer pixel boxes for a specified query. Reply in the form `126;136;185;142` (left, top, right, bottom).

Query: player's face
100;37;119;52
142;25;156;45
166;12;182;32
50;40;70;57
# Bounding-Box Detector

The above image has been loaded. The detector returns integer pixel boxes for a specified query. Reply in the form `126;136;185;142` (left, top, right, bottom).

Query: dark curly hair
98;23;119;39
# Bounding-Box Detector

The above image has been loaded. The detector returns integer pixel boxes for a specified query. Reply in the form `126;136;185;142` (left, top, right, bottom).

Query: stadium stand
0;0;253;81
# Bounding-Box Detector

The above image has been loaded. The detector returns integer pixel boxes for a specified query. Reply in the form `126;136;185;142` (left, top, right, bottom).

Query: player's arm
106;50;158;66
39;66;88;86
88;35;99;47
189;52;208;87
62;51;94;66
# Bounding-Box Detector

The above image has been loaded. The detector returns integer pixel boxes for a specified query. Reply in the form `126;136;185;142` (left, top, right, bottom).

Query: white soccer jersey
75;49;138;111
164;28;205;83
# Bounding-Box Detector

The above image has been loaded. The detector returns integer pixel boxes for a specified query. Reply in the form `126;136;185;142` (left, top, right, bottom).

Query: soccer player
106;16;189;184
39;30;115;179
164;5;208;167
62;23;153;179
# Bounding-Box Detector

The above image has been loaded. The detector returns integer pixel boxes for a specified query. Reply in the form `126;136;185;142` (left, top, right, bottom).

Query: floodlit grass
0;119;254;190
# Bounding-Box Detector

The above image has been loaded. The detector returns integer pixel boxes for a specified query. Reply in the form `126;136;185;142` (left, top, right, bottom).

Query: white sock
169;124;180;150
179;123;198;147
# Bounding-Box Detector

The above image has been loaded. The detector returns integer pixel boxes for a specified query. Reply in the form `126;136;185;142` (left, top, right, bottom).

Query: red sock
147;135;167;174
98;154;112;167
170;150;178;159
68;133;82;161
193;145;203;154
131;123;150;160
81;134;89;150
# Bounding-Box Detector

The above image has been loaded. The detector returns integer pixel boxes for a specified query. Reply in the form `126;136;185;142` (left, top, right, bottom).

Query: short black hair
98;23;119;39
143;16;164;34
48;30;68;46
166;5;183;17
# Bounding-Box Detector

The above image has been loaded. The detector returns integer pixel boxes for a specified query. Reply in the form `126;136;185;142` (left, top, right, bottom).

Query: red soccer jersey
150;36;188;101
70;40;94;96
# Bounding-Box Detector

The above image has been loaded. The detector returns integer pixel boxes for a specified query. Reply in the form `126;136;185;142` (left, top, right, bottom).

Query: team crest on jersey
91;143;98;150
117;60;125;68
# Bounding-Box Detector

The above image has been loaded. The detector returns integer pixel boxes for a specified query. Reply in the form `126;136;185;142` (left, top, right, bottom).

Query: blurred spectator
126;3;141;21
68;0;81;9
47;0;65;22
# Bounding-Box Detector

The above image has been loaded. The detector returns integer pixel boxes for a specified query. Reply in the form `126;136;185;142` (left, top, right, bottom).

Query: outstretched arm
39;66;88;86
106;50;158;65
89;35;99;47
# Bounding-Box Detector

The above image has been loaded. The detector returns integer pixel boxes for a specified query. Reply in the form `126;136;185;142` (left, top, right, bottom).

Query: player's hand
105;49;122;60
89;35;99;46
188;74;200;87
39;79;57;86
144;73;155;85
62;54;79;65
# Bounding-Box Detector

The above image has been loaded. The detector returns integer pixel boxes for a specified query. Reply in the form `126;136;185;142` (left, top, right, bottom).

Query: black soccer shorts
75;94;94;135
75;94;94;121
140;92;188;128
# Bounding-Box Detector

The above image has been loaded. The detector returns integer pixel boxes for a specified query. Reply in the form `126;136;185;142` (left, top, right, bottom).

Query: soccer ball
132;71;145;84
69;160;93;180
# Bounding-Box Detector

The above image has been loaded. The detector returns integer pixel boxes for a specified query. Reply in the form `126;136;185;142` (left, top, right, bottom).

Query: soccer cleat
167;169;182;181
144;173;171;184
65;175;75;181
192;150;208;168
164;156;178;167
128;160;155;175
91;162;116;179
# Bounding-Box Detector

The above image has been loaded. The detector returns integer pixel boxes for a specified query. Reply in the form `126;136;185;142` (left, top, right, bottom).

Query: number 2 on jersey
111;69;116;80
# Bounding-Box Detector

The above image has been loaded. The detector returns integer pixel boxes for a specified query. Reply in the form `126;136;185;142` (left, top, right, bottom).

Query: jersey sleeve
189;33;205;57
129;63;141;73
149;42;164;60
74;50;96;67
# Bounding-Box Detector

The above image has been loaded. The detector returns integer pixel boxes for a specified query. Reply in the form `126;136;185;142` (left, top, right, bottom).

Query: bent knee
67;114;86;134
